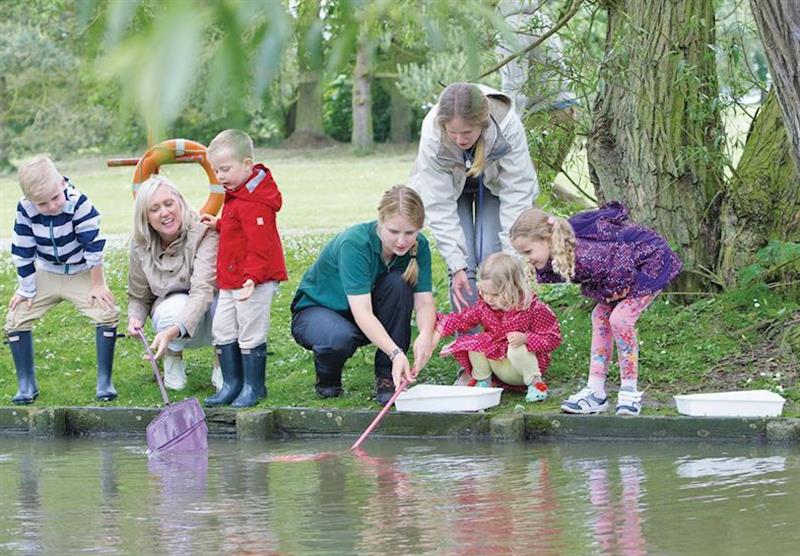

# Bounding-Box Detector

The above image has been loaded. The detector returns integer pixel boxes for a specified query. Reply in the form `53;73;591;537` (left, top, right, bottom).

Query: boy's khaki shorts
5;270;120;333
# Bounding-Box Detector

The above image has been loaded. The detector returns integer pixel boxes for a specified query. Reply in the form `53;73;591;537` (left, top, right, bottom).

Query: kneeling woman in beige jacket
127;175;220;391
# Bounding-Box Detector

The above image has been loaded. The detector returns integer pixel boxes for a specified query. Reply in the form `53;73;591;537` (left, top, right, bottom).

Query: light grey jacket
408;84;539;274
127;217;218;338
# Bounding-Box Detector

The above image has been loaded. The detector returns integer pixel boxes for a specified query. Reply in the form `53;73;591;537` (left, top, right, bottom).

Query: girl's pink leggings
589;294;658;382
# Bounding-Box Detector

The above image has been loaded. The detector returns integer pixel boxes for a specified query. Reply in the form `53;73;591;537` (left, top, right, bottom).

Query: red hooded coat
215;164;288;289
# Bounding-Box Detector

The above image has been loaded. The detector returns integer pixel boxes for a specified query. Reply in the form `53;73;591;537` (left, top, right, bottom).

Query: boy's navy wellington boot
96;326;118;401
231;343;267;408
204;342;244;407
8;330;39;405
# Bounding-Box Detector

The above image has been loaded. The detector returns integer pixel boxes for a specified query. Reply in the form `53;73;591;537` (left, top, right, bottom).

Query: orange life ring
132;139;224;216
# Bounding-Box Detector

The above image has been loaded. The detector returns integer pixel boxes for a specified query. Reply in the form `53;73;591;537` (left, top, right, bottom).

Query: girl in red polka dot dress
431;253;563;402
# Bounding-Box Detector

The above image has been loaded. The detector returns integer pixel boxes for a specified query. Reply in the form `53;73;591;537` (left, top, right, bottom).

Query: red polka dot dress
436;296;563;379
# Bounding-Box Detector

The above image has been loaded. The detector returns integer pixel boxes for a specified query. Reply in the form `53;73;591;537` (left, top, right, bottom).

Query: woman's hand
605;287;630;304
391;351;415;391
451;269;473;311
150;324;181;359
127;317;144;337
507;332;526;348
412;332;434;373
199;213;218;229
89;284;116;309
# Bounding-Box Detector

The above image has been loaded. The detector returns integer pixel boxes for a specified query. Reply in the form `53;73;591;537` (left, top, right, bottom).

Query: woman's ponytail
402;242;419;286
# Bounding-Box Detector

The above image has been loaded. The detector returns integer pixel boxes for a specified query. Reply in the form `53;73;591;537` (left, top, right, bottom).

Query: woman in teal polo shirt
291;185;436;405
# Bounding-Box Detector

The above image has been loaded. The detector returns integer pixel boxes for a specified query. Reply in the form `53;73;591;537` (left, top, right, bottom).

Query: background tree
291;0;327;139
749;0;800;170
586;0;726;292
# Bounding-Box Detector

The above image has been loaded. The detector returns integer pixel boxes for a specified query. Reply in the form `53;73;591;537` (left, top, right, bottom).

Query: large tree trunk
750;0;800;171
388;79;412;143
351;33;374;151
586;0;726;292
718;91;800;284
291;0;325;137
295;74;324;134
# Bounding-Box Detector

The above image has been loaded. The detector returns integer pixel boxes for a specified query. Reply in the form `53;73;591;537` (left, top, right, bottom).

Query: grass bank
0;238;797;416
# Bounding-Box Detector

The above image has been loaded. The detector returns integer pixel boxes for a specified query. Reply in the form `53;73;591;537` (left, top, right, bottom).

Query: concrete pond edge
2;406;800;444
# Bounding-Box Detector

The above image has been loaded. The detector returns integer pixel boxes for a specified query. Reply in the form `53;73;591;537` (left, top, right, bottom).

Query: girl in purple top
510;202;682;416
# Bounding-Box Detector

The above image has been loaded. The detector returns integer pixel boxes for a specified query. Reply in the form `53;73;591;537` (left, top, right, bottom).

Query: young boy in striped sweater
5;155;120;404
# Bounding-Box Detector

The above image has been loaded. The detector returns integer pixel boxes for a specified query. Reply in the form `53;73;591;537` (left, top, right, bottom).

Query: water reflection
14;451;43;554
1;439;800;554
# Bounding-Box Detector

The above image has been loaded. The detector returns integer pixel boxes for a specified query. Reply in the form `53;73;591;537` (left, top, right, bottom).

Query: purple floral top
537;202;682;302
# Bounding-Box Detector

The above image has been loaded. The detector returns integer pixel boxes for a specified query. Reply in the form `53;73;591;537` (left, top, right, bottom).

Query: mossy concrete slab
236;410;275;440
766;419;800;442
0;407;34;433
273;408;491;438
526;414;769;442
65;407;160;435
63;406;238;437
0;407;66;436
490;413;525;442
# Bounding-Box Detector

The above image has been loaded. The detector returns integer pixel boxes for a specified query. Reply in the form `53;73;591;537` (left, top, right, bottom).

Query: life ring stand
129;139;224;216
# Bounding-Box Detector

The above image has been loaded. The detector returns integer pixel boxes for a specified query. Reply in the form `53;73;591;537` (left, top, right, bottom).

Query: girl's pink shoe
526;381;549;402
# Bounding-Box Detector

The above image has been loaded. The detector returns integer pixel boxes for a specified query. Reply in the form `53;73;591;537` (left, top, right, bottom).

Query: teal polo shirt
293;220;433;312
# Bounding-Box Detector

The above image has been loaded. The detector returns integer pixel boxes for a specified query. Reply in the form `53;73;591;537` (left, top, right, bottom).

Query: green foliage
738;241;800;290
322;75;403;143
323;74;353;142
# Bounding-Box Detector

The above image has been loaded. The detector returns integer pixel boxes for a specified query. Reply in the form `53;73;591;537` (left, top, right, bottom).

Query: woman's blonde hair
478;253;531;311
510;208;576;280
377;185;425;286
132;175;195;252
434;83;491;178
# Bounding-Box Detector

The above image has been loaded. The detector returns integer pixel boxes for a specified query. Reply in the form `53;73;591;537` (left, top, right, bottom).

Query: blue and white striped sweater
11;181;106;297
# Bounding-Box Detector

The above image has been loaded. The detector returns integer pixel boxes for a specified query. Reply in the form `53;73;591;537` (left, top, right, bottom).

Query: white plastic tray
673;390;785;417
395;385;503;413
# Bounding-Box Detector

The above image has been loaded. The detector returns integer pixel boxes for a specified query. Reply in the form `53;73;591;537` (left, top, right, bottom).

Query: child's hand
605;287;630;303
199;213;218;229
237;279;256;301
507;331;527;348
8;293;33;311
89;285;116;309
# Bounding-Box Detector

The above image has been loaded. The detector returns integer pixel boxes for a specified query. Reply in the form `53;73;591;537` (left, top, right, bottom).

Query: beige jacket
127;217;219;338
408;84;539;273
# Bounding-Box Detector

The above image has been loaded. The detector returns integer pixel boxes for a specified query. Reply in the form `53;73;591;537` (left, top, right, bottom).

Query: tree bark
388;79;412;143
291;0;325;136
586;0;726;292
351;33;374;151
718;91;800;284
750;0;800;172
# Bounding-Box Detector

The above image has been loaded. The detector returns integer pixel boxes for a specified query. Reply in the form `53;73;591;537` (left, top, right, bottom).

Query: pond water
1;436;799;555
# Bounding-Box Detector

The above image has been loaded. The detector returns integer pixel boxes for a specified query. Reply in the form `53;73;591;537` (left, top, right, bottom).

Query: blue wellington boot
231;343;267;408
204;343;243;407
8;330;38;405
96;326;118;401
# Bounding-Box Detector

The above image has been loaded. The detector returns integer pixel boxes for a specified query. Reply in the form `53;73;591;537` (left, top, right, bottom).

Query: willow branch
477;0;584;80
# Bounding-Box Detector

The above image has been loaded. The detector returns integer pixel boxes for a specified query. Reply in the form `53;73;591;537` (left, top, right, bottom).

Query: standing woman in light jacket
409;82;539;313
127;175;220;391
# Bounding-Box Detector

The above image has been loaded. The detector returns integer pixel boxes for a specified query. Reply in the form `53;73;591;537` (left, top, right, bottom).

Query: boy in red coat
200;129;287;408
